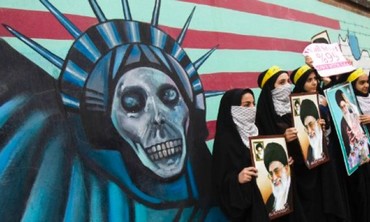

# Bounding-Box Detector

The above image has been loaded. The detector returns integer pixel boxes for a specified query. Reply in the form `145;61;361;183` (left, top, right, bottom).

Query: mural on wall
1;0;370;221
0;0;224;221
339;31;370;73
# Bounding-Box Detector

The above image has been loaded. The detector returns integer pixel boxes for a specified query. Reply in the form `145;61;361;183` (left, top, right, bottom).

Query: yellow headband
347;68;364;83
261;66;282;88
293;65;311;84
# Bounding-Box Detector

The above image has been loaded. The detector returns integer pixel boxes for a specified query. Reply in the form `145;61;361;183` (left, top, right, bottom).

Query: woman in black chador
212;88;269;222
255;65;308;222
290;64;349;222
335;68;370;222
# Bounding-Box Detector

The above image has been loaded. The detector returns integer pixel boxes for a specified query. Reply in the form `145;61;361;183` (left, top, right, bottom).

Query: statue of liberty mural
0;0;224;221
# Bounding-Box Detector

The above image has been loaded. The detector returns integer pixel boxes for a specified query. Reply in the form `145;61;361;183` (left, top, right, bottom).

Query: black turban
299;99;319;124
256;142;263;151
335;90;344;106
263;142;288;170
294;99;300;107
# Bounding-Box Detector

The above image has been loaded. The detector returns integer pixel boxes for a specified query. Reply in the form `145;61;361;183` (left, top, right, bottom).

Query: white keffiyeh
357;95;370;115
271;84;292;116
231;106;259;148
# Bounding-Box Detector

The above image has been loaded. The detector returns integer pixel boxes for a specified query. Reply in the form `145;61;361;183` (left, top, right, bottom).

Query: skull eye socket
159;85;179;107
121;89;146;113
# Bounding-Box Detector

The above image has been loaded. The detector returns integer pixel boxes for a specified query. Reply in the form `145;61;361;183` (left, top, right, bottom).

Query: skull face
111;67;189;178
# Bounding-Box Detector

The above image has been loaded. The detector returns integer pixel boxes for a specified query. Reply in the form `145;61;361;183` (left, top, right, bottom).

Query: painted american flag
1;0;369;149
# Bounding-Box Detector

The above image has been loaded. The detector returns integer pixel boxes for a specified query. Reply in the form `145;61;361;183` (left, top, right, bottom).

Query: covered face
111;67;189;178
256;66;292;135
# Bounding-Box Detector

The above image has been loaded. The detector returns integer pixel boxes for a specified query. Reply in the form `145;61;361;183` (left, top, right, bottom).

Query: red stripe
0;8;308;52
206;120;217;141
200;72;260;91
0;8;97;39
163;27;309;52
181;0;340;30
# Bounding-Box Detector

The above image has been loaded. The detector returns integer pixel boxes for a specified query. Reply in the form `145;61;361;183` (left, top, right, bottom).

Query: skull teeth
146;139;182;161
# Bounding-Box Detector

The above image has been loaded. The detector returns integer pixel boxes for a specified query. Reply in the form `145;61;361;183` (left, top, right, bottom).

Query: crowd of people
212;60;370;221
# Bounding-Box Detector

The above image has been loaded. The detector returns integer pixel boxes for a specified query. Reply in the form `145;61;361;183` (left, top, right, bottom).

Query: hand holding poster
303;43;355;77
250;136;293;220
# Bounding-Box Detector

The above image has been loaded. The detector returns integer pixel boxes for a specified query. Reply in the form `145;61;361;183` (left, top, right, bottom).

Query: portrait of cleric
249;136;294;219
335;89;370;169
293;99;301;116
300;99;328;166
291;93;328;168
254;142;265;161
0;0;224;221
263;142;293;218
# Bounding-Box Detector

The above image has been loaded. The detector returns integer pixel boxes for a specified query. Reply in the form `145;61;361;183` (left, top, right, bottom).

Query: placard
325;83;370;175
290;93;329;169
250;136;293;220
302;43;354;77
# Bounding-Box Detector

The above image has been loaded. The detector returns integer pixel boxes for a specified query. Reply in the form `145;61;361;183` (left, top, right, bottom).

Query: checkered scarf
271;84;292;116
231;106;258;148
357;95;370;114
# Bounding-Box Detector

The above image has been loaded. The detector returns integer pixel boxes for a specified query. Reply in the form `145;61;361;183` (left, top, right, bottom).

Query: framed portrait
249;135;293;220
325;83;370;175
290;92;329;169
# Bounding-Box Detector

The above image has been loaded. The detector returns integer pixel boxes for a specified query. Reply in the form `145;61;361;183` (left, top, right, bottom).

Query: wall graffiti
339;31;370;73
0;0;224;221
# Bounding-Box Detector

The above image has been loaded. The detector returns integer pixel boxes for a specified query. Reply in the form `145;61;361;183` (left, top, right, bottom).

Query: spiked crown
4;0;217;112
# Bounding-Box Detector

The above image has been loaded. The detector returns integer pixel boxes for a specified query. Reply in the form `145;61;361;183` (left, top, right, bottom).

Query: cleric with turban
263;142;292;213
299;99;324;164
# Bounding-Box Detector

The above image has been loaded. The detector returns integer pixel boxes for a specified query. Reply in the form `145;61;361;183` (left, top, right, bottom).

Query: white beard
272;169;291;211
308;125;323;160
